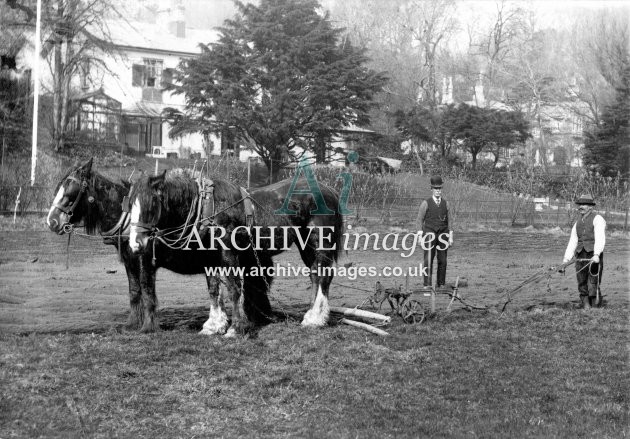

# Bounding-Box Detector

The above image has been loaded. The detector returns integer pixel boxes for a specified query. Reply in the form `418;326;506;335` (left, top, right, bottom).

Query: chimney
157;0;186;38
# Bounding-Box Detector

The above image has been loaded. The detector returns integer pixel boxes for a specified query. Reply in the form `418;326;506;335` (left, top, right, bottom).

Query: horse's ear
82;158;93;174
149;170;167;190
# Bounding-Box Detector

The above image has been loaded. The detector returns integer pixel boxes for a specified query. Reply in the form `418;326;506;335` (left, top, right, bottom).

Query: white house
14;0;227;159
80;2;224;159
9;0;377;165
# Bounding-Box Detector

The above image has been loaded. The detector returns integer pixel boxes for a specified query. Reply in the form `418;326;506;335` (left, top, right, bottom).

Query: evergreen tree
165;0;387;180
446;104;530;169
396;103;529;168
583;65;630;177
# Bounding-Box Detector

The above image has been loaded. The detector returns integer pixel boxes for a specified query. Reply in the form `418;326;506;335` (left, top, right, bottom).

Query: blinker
88;196;95;203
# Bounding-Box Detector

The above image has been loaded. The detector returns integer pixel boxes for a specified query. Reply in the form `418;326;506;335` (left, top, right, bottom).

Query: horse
46;159;257;334
128;168;343;334
127;168;274;335
46;158;145;328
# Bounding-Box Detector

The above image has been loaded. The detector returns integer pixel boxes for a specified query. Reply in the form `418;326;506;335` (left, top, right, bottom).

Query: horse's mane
54;166;78;193
85;172;129;235
53;164;129;235
132;168;244;226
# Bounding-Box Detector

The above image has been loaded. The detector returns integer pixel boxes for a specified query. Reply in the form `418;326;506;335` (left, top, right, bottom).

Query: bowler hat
575;194;596;205
430;176;443;188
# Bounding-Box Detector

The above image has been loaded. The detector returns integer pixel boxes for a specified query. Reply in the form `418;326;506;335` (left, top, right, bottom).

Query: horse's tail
239;250;274;324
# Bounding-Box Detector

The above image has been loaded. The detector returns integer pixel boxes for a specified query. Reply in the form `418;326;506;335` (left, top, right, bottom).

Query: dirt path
1;228;628;334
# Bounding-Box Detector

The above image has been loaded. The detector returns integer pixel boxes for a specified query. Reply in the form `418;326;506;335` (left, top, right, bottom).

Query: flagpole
30;0;42;186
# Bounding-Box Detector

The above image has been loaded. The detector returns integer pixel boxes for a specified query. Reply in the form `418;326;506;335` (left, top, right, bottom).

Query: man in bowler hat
417;176;453;288
562;194;606;308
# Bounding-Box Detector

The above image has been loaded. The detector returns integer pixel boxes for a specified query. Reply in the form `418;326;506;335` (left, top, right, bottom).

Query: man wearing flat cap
562;194;606;308
417;176;453;289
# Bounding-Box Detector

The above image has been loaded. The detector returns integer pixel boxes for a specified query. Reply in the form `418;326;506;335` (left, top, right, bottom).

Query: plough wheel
402;300;425;324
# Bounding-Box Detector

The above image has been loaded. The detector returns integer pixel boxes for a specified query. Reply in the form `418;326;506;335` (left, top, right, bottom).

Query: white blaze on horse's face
129;198;142;253
46;186;66;232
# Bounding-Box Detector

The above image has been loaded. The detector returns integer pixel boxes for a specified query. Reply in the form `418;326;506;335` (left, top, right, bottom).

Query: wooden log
329;306;391;323
340;318;389;336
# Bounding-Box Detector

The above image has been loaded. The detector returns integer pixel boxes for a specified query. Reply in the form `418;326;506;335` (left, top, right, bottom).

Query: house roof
122;101;165;118
105;20;220;56
72;87;120;104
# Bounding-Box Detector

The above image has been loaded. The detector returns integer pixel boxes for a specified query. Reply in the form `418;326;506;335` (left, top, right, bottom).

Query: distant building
435;73;586;168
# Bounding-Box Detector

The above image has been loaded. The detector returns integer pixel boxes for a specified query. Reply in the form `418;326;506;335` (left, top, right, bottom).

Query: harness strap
199;178;215;231
101;211;130;238
55;178;88;215
130;221;156;233
240;187;255;228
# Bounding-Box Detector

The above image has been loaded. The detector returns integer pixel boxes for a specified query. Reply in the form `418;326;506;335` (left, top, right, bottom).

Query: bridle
130;191;164;236
53;171;93;233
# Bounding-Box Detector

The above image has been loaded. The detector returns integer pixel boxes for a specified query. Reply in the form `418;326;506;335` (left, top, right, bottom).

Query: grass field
1;221;629;438
1;308;628;438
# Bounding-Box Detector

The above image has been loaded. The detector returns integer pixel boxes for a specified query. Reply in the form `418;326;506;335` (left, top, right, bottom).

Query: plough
361;258;589;324
365;276;465;324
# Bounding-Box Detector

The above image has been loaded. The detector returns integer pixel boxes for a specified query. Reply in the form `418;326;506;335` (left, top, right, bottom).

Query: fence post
624;207;628;232
13;186;21;224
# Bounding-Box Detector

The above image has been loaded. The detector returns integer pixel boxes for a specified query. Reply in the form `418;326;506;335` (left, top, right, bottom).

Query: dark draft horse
129;169;343;334
46;158;145;328
46;159;245;334
128;168;272;336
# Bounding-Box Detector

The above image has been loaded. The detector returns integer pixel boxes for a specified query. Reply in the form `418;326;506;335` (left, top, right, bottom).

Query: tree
0;68;30;163
328;0;458;140
395;104;457;159
0;4;30;163
583;65;630;177
402;0;458;110
446;103;529;169
4;0;122;151
165;0;387;180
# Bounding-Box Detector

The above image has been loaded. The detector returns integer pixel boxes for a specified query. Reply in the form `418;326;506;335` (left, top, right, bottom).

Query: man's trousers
423;230;449;287
575;249;603;306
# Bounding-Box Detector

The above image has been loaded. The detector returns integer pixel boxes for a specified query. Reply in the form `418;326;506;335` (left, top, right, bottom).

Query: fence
0;185;54;216
4;183;628;231
344;196;629;230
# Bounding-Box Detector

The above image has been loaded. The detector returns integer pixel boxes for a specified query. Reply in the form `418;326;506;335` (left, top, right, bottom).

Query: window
131;58;164;88
144;58;162;87
80;60;90;90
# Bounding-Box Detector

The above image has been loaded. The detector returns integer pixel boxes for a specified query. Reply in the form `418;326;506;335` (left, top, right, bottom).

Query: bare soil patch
1;227;627;333
1;225;629;438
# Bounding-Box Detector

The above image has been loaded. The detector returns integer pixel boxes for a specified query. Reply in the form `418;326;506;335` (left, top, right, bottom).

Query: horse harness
54;173;91;218
58;170;129;239
198;178;255;232
130;177;255;241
